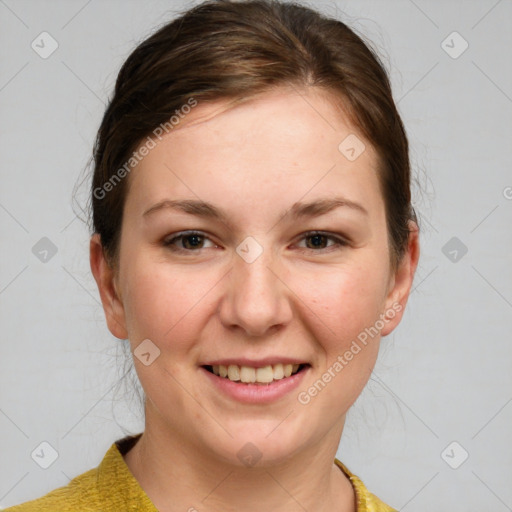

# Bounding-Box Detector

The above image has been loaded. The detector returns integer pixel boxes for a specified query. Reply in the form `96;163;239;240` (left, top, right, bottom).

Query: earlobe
380;221;420;337
89;234;128;340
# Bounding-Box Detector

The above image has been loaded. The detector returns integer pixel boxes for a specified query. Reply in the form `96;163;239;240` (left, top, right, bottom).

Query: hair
90;0;418;276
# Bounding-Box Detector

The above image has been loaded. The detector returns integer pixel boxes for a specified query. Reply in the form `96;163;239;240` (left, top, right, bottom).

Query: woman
6;0;419;510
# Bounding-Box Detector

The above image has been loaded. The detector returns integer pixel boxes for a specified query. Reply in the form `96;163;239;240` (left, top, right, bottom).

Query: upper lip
201;357;309;367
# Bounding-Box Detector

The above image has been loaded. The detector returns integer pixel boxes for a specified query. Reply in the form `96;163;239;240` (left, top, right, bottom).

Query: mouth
201;363;310;385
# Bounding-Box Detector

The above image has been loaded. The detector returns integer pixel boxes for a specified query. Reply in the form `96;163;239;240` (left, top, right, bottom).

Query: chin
210;424;308;468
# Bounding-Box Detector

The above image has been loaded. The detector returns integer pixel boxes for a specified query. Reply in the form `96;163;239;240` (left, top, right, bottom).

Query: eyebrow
142;196;368;222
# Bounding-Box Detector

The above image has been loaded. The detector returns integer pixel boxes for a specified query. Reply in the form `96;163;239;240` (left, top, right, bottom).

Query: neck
123;411;356;512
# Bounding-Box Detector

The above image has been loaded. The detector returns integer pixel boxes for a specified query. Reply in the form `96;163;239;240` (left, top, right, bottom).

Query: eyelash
162;230;348;254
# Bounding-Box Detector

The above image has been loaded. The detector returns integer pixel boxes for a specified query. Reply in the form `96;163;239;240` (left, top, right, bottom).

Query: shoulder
2;467;100;512
3;434;149;512
334;458;398;512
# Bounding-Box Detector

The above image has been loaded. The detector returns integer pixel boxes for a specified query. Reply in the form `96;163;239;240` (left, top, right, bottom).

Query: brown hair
90;0;417;273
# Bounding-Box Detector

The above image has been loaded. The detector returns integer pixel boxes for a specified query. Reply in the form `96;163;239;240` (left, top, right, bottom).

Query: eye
163;231;218;253
162;230;348;255
296;231;348;252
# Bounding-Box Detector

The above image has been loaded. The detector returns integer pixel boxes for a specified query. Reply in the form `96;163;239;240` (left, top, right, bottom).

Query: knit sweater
4;434;397;511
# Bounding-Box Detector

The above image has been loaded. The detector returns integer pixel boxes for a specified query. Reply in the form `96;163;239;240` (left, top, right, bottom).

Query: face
91;86;418;467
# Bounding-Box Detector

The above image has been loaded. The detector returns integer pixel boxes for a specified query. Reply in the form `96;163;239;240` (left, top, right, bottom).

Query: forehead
124;87;383;222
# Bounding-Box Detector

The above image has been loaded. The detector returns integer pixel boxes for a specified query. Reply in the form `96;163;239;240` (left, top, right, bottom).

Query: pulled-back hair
90;0;417;273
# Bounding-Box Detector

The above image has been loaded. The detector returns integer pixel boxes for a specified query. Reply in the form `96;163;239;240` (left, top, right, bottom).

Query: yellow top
4;434;397;512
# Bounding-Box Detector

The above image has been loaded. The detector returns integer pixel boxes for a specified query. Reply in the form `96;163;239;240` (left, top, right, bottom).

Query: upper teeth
212;363;301;383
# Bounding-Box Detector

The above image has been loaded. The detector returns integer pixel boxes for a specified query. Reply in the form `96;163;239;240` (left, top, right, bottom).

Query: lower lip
200;366;310;404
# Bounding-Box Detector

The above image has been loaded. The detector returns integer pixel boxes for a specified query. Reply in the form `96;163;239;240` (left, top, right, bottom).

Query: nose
218;241;293;338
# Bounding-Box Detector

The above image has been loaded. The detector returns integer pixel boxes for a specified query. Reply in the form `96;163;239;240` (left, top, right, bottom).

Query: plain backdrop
1;0;511;510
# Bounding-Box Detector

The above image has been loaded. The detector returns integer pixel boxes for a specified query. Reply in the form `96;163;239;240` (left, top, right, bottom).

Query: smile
203;363;309;385
200;362;310;404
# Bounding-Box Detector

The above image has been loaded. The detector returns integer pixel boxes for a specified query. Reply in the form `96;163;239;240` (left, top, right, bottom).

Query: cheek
294;260;387;345
293;265;386;412
122;257;216;352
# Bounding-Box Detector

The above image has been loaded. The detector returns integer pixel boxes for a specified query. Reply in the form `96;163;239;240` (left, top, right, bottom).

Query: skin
90;86;419;512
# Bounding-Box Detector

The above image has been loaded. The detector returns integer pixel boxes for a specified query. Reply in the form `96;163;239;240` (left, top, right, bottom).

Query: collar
97;433;393;511
96;433;158;511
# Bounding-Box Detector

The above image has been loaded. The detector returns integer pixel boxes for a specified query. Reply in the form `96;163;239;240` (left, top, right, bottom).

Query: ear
89;233;128;339
380;220;420;337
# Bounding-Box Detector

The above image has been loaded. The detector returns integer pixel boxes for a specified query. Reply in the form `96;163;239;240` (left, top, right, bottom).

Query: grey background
1;0;511;510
